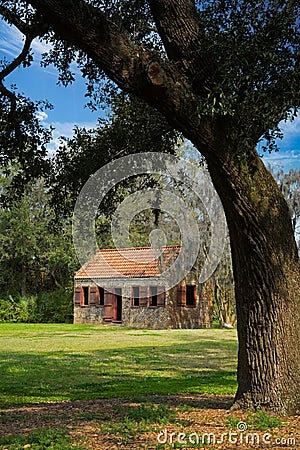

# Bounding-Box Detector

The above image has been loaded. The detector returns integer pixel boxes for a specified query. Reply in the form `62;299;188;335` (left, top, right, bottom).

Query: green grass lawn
1;325;295;450
0;324;238;408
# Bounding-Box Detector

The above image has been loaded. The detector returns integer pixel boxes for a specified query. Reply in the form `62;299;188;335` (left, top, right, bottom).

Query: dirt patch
0;395;299;449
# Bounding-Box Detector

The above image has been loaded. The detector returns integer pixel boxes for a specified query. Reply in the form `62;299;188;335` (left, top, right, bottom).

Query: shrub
35;288;73;323
0;296;18;322
0;288;73;323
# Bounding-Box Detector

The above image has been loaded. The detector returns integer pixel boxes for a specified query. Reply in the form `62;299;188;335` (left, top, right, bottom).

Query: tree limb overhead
148;0;212;90
26;0;214;152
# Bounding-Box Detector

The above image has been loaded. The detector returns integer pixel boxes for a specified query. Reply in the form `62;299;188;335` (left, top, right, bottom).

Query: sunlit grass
0;324;238;407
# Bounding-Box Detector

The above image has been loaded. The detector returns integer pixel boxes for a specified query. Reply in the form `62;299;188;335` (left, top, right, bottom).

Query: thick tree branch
0;34;32;80
148;0;212;91
29;0;145;88
26;0;215;153
149;0;202;60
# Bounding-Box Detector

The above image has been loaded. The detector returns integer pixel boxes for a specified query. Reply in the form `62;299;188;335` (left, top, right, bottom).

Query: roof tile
75;245;181;279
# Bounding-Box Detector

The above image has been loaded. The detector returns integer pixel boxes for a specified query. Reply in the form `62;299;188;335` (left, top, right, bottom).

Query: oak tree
0;0;300;414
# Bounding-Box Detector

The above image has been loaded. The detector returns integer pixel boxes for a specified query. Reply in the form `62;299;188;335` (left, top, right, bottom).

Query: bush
0;288;73;323
35;288;73;323
0;296;18;322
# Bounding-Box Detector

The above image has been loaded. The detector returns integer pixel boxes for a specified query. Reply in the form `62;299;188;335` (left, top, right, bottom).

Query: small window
83;286;89;306
99;287;104;306
132;286;140;307
149;286;158;307
186;285;196;307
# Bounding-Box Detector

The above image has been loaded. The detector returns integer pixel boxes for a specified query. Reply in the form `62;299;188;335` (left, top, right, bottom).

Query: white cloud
52;120;96;137
0;20;51;58
261;149;300;172
31;38;52;58
279;114;300;146
0;19;56;75
0;22;24;58
36;111;48;122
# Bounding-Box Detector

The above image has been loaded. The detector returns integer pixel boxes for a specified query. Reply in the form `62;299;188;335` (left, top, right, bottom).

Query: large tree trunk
206;147;300;415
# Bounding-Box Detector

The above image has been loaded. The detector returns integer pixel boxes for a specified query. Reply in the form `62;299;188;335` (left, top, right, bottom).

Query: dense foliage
0;288;73;323
0;171;76;322
50;93;180;216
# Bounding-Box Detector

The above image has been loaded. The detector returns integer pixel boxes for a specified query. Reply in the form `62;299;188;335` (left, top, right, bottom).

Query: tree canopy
0;1;299;162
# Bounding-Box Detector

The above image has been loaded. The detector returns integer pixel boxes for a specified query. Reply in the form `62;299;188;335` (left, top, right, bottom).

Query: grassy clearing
0;325;297;450
0;323;238;407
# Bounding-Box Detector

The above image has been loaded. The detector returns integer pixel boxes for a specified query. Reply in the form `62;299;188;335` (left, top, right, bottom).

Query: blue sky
1;20;300;171
0;21;99;152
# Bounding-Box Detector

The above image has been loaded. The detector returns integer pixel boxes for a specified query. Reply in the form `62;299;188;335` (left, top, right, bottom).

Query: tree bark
149;0;210;83
205;145;300;415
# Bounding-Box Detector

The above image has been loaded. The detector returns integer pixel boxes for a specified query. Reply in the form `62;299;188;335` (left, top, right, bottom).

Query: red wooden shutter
104;290;113;321
139;286;148;307
74;287;82;306
89;286;98;306
177;284;186;306
157;287;165;307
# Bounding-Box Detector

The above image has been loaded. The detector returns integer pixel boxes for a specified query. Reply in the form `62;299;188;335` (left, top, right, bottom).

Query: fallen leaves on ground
0;395;299;449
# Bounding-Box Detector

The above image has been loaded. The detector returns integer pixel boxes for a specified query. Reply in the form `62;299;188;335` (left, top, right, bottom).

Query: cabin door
113;288;122;322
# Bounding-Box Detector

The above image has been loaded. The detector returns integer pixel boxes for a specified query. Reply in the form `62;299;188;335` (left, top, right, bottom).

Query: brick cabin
73;245;213;329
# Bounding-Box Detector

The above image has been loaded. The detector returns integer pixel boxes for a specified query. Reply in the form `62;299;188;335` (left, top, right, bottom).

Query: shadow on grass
0;339;237;408
0;395;234;449
0;334;237;448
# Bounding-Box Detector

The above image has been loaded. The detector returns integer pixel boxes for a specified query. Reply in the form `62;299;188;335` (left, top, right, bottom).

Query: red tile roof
75;245;181;279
